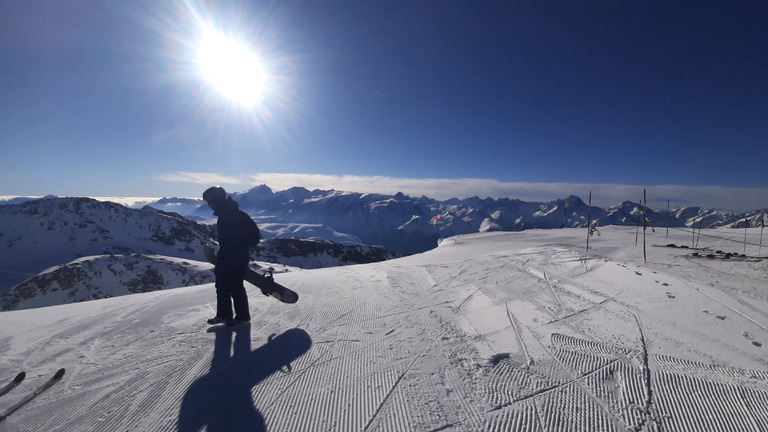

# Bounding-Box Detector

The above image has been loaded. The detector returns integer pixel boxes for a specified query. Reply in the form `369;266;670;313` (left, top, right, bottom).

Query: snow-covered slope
0;197;398;299
0;197;214;293
0;227;766;431
0;254;216;311
254;238;399;270
0;236;398;312
718;208;768;229
258;223;363;245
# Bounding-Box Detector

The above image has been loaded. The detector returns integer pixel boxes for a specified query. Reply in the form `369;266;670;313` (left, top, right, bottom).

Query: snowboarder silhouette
203;186;261;327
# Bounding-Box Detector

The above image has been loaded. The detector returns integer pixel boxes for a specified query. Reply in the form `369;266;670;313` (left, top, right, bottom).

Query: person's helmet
203;186;227;210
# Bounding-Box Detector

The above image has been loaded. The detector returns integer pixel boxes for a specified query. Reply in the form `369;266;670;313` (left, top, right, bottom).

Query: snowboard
203;244;299;304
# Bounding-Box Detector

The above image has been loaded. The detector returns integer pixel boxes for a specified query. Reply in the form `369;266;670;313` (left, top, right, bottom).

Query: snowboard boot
207;317;227;325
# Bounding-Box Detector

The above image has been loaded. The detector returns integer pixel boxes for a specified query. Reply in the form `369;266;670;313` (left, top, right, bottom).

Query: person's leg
230;267;251;321
214;269;235;320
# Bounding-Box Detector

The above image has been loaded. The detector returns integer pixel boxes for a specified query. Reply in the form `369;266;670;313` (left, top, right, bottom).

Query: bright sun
197;31;266;107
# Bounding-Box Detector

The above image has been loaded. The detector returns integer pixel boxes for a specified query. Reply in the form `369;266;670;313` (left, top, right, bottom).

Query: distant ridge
0;197;399;308
153;186;766;254
2;188;766;256
1;191;765;310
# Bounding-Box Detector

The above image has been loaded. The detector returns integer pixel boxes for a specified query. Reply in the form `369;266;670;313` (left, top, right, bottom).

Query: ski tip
53;368;65;380
14;372;26;382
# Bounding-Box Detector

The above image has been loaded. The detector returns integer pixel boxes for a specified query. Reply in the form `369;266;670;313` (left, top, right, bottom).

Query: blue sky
1;1;767;211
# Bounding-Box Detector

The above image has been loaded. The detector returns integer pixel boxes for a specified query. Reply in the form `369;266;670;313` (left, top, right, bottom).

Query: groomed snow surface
1;227;767;431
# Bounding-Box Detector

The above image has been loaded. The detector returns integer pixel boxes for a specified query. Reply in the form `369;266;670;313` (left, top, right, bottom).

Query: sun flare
197;31;266;107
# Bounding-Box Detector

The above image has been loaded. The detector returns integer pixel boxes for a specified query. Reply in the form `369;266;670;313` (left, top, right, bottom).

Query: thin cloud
159;171;245;185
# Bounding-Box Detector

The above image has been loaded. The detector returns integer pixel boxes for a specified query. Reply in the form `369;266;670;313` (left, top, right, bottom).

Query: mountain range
0;197;397;309
1;187;765;310
159;185;766;254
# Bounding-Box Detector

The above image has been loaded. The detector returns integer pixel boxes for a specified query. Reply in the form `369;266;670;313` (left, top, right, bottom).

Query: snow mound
1;254;215;311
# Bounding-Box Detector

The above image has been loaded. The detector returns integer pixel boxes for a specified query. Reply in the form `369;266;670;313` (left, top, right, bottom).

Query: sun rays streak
138;0;303;151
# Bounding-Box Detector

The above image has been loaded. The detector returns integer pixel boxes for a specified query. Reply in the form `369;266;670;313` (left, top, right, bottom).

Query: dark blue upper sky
1;1;767;209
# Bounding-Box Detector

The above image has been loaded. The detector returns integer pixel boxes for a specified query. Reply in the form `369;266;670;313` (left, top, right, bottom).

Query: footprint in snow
743;332;763;348
702;310;727;320
489;353;511;366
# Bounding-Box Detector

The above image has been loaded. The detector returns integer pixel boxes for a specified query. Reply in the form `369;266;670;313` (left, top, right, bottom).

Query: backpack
242;212;261;247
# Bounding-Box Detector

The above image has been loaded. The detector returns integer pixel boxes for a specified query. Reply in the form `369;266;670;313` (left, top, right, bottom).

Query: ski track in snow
0;227;767;431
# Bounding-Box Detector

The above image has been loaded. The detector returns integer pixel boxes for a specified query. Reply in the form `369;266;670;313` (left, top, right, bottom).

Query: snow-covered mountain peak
0;196;400;309
0;197;215;292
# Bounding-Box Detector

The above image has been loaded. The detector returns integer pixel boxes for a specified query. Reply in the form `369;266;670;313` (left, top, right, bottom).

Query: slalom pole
666;199;670;239
635;198;641;246
696;219;702;248
760;220;764;257
692;219;696;248
745;216;749;256
643;189;647;264
586;191;592;252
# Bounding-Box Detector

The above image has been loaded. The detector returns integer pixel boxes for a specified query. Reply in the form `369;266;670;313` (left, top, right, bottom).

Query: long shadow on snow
178;327;312;432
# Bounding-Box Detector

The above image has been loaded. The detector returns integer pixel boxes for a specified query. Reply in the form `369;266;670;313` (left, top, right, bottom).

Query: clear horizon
3;176;768;214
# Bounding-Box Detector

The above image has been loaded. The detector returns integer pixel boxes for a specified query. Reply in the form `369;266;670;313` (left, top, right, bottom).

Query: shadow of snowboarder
178;327;312;432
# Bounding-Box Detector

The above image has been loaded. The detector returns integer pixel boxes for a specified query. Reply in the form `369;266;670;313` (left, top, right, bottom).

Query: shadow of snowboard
178;327;312;432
